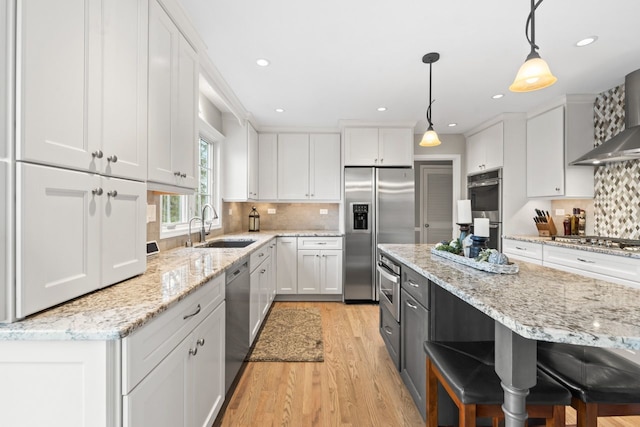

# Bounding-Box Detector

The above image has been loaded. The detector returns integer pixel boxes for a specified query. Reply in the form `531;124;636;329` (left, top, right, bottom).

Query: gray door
420;165;453;243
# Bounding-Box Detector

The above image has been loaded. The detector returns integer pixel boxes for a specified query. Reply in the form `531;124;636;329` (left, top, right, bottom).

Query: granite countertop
379;243;640;350
504;234;640;259
0;230;342;341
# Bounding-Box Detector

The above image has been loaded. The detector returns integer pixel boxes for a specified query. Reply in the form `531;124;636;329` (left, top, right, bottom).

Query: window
160;136;220;238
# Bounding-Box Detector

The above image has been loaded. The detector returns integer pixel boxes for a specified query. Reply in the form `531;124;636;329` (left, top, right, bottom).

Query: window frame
159;119;222;239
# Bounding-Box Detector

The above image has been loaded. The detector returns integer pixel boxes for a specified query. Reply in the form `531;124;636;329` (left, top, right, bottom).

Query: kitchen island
379;243;640;427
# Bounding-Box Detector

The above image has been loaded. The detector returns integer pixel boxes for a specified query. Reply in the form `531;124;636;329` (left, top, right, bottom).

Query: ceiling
178;0;640;135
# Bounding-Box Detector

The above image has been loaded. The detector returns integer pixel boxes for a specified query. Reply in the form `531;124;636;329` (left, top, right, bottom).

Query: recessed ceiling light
492;94;504;99
377;107;387;112
256;58;270;67
576;36;598;47
275;108;285;113
447;123;457;127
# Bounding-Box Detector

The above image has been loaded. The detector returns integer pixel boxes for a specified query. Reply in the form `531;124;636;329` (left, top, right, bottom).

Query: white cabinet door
268;241;277;303
258;259;271;320
101;0;148;181
16;163;101;318
527;106;565;197
378;128;413;166
148;0;197;189
309;134;341;200
278;133;310;200
101;177;146;287
320;250;343;294
258;133;278;200
276;237;297;294
247;124;259;199
17;0;100;171
344;128;378;166
249;267;261;344
297;250;320;294
466;122;503;174
124;337;190;427
466;132;485;174
189;302;225;427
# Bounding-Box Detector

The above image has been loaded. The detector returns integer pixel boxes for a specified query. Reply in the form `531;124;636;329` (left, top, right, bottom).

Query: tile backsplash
146;193;340;251
593;84;640;239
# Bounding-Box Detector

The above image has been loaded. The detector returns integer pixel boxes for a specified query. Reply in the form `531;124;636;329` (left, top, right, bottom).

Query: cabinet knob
174;171;182;177
555;187;560;192
181;173;187;178
92;188;103;196
189;347;198;356
380;158;384;163
197;338;205;347
107;154;118;163
260;269;266;274
310;194;314;197
374;158;378;163
91;150;103;159
107;190;118;198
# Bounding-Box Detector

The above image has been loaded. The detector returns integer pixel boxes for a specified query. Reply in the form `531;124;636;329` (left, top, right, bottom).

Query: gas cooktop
553;235;640;251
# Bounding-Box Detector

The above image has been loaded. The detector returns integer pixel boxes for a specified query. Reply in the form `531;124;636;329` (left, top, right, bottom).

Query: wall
592;84;640;239
414;133;466;197
199;94;223;132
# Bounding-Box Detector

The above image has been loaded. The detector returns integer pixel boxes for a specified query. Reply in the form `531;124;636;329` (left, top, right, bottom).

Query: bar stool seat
425;341;571;427
537;341;640;427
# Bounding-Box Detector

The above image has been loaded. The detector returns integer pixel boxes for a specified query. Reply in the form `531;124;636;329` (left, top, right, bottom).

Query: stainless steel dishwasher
225;257;250;394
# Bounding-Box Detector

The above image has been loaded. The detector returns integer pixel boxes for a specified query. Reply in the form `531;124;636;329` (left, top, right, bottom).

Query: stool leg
459;404;476;427
547;405;566;427
426;358;438;427
574;400;597;427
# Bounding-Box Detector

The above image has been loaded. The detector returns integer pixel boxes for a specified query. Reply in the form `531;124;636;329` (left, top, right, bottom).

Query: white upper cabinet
17;0;148;181
247;124;259;199
148;0;198;189
526;96;595;198
17;163;146;319
258;133;278;200
344;127;413;167
221;118;258;201
278;133;341;201
466;122;503;174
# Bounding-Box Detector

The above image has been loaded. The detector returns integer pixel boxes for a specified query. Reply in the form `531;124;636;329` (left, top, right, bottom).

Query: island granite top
379;243;640;350
0;230;342;341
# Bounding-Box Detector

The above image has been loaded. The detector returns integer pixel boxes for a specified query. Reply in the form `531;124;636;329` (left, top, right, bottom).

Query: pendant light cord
426;62;435;127
525;0;543;52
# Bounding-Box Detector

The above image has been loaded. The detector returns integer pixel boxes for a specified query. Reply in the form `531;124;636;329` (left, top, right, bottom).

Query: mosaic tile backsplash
593;84;640;239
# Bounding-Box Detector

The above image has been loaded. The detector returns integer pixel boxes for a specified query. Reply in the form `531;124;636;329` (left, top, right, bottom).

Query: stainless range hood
571;68;640;165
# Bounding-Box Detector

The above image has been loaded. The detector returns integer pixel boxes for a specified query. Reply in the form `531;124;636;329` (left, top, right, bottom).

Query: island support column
494;322;537;427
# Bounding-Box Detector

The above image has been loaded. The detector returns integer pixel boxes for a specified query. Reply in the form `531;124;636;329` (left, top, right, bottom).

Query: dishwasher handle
226;261;248;284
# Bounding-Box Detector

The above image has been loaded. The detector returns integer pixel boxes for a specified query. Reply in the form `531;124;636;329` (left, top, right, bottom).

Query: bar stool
424;341;570;427
537;341;640;427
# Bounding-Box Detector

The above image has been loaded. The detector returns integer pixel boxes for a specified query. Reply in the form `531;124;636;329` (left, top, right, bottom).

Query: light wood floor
217;302;640;427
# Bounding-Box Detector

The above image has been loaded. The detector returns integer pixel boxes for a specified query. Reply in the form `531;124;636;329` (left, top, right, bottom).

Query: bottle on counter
578;209;586;236
563;215;571;236
570;209;578;235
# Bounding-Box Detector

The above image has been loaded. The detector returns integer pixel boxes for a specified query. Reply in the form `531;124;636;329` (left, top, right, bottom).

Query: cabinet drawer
543;245;640;287
250;242;272;272
380;304;400;370
297;236;343;250
402;266;430;309
503;239;543;263
122;273;225;394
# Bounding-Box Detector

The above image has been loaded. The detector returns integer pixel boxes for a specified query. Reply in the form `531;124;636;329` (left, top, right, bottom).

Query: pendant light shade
509;0;557;93
420;52;441;147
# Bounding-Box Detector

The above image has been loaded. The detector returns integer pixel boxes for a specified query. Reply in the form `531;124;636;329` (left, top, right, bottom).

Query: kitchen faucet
185;216;202;247
200;203;219;242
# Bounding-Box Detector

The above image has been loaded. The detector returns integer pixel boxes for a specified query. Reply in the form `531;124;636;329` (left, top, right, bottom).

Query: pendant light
420;52;442;147
509;0;557;92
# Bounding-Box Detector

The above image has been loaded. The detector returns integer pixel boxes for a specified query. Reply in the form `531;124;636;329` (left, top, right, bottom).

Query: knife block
535;217;557;237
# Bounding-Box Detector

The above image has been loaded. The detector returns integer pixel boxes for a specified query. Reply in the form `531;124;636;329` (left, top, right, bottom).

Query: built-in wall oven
467;169;502;251
377;253;401;322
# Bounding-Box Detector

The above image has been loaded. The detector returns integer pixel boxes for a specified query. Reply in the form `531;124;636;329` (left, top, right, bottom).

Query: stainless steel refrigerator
344;167;415;302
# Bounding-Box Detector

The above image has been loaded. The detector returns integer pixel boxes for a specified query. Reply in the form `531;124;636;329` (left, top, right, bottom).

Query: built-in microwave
377;253;401;322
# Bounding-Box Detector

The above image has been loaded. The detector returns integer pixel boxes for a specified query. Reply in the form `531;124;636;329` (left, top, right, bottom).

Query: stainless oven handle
467;178;500;188
377;264;399;284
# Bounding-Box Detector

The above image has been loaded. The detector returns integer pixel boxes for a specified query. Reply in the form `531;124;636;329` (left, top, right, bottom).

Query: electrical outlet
320;209;328;215
555;209;565;216
228;209;233;215
267;208;276;214
146;204;156;223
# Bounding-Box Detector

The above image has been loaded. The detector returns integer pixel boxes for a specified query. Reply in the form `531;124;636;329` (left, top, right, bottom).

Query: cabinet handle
374;158;378;163
91;150;103;159
107;190;118;198
316;254;320;257
305;193;309;197
92;188;103;196
383;326;393;335
406;301;418;310
183;304;201;320
197;338;205;347
107;154;118;163
380;158;384;163
174;171;182;177
260;269;266;274
515;246;527;251
407;281;419;288
317;242;327;245
189;347;198;356
577;257;595;264
555;187;561;192
181;173;187;178
258;252;264;257
311;194;314;197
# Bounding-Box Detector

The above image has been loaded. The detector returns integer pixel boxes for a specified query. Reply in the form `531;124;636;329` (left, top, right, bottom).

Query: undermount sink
195;239;256;249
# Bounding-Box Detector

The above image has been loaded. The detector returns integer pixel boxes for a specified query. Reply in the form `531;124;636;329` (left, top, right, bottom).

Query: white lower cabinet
276;237;298;294
297;249;343;294
16;162;146;318
249;242;274;344
502;239;543;266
